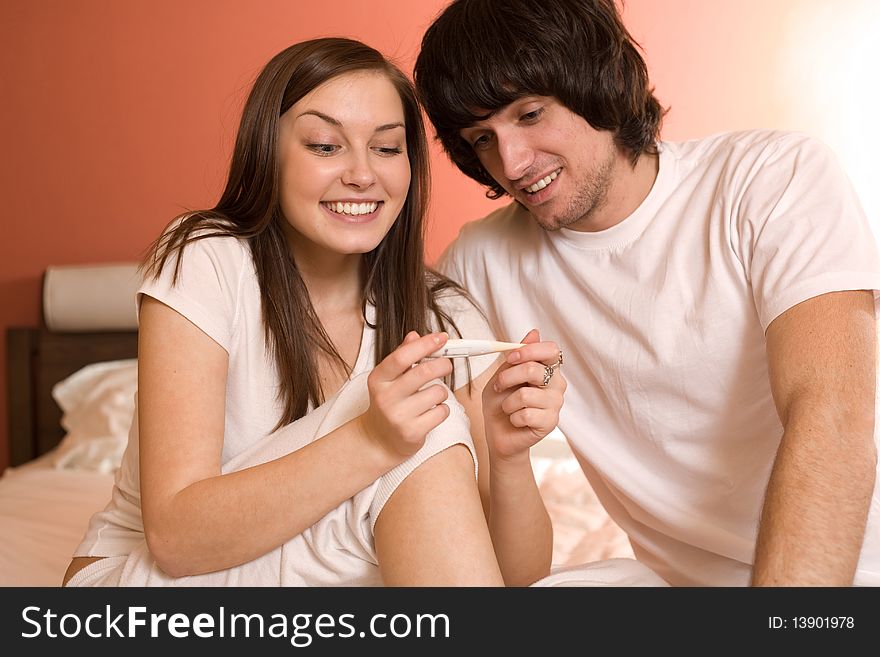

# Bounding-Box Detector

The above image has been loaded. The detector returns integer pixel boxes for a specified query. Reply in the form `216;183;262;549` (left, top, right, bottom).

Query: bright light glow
777;0;880;240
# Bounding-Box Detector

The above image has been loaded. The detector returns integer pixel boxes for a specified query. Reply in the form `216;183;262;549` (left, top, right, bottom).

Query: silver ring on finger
540;349;563;387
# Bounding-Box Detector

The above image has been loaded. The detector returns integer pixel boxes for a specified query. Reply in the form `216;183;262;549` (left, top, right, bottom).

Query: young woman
61;38;565;586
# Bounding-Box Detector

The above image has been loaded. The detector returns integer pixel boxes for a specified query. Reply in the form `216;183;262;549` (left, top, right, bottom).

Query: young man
415;0;880;586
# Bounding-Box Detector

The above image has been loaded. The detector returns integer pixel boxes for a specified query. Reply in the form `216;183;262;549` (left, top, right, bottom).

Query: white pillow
50;359;138;473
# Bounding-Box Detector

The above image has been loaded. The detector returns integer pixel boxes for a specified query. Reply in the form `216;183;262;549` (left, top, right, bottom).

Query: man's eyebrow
459;110;497;131
464;94;541;128
296;110;404;133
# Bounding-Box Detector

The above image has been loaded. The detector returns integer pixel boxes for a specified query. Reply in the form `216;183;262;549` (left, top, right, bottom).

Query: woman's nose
341;151;376;188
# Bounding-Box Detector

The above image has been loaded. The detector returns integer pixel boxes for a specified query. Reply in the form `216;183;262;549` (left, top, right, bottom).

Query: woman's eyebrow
296;110;404;133
375;122;405;132
296;110;341;126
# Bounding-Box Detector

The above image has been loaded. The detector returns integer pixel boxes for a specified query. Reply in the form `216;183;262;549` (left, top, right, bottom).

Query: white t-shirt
440;130;880;586
74;232;496;586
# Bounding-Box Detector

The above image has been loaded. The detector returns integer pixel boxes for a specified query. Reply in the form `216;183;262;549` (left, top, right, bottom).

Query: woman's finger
405;382;450;416
395;357;453;395
373;332;448;382
505;339;562;368
494;360;565;392
507;407;549;431
410;402;452;437
499;386;559;415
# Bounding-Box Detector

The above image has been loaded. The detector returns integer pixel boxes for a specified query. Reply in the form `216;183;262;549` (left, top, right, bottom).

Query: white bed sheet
532;439;634;567
0;440;629;586
0;455;114;586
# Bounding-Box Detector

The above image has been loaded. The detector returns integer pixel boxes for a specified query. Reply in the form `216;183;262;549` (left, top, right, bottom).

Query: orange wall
0;0;865;471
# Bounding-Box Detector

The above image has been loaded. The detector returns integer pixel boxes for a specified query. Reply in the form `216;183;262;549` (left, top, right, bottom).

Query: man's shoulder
437;202;534;278
451;202;535;248
665;129;826;165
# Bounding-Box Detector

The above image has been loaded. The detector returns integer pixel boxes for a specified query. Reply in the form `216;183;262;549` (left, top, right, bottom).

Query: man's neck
571;149;660;233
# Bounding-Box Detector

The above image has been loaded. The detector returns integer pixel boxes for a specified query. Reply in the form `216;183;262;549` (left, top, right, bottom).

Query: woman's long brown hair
143;38;470;428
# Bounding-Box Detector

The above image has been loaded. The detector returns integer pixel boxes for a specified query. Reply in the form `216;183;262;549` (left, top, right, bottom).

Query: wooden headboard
6;327;138;466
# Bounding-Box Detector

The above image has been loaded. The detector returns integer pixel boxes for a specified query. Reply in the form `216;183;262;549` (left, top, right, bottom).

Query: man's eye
472;134;492;150
521;108;543;122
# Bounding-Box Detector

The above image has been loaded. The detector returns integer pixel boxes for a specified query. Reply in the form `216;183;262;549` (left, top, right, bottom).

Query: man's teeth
324;201;379;216
525;170;559;194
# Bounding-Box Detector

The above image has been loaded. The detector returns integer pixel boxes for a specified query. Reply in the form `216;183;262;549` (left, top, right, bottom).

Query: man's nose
497;134;535;182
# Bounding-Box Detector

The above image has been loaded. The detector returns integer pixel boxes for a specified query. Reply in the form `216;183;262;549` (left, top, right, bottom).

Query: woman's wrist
488;447;532;475
349;414;405;475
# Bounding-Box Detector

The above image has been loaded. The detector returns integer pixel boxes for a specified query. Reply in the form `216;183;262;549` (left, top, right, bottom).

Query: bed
0;263;632;586
1;263;139;586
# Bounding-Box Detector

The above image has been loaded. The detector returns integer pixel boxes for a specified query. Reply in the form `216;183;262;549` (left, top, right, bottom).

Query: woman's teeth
323;201;379;216
525;169;560;194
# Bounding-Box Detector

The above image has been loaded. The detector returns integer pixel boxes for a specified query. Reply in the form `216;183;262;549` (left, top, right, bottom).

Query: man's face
459;96;622;232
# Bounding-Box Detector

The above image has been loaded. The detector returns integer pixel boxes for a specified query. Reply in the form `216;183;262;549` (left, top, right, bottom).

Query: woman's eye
307;143;339;155
521;108;543;122
373;146;403;156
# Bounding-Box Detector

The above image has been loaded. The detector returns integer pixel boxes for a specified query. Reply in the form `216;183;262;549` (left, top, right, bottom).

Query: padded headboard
6;328;138;466
6;262;140;466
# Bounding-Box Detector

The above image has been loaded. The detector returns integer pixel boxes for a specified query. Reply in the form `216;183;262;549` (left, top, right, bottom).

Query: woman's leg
63;556;106;586
374;444;504;586
63;556;126;586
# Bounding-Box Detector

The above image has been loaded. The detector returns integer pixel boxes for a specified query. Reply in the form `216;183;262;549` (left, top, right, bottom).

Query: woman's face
277;71;411;262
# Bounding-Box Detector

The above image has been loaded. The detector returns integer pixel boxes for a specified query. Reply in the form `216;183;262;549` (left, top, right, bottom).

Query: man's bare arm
753;290;876;585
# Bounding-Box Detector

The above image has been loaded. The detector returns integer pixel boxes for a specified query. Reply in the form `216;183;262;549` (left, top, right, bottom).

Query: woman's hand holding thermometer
481;330;566;459
426;339;526;359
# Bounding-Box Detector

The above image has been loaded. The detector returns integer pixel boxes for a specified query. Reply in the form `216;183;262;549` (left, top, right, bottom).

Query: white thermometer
427;339;526;359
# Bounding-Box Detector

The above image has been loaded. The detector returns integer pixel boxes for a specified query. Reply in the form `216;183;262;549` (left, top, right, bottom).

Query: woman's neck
284;232;364;313
299;256;363;315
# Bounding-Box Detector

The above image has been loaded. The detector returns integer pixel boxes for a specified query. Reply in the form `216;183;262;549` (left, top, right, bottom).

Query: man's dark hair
414;0;665;198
